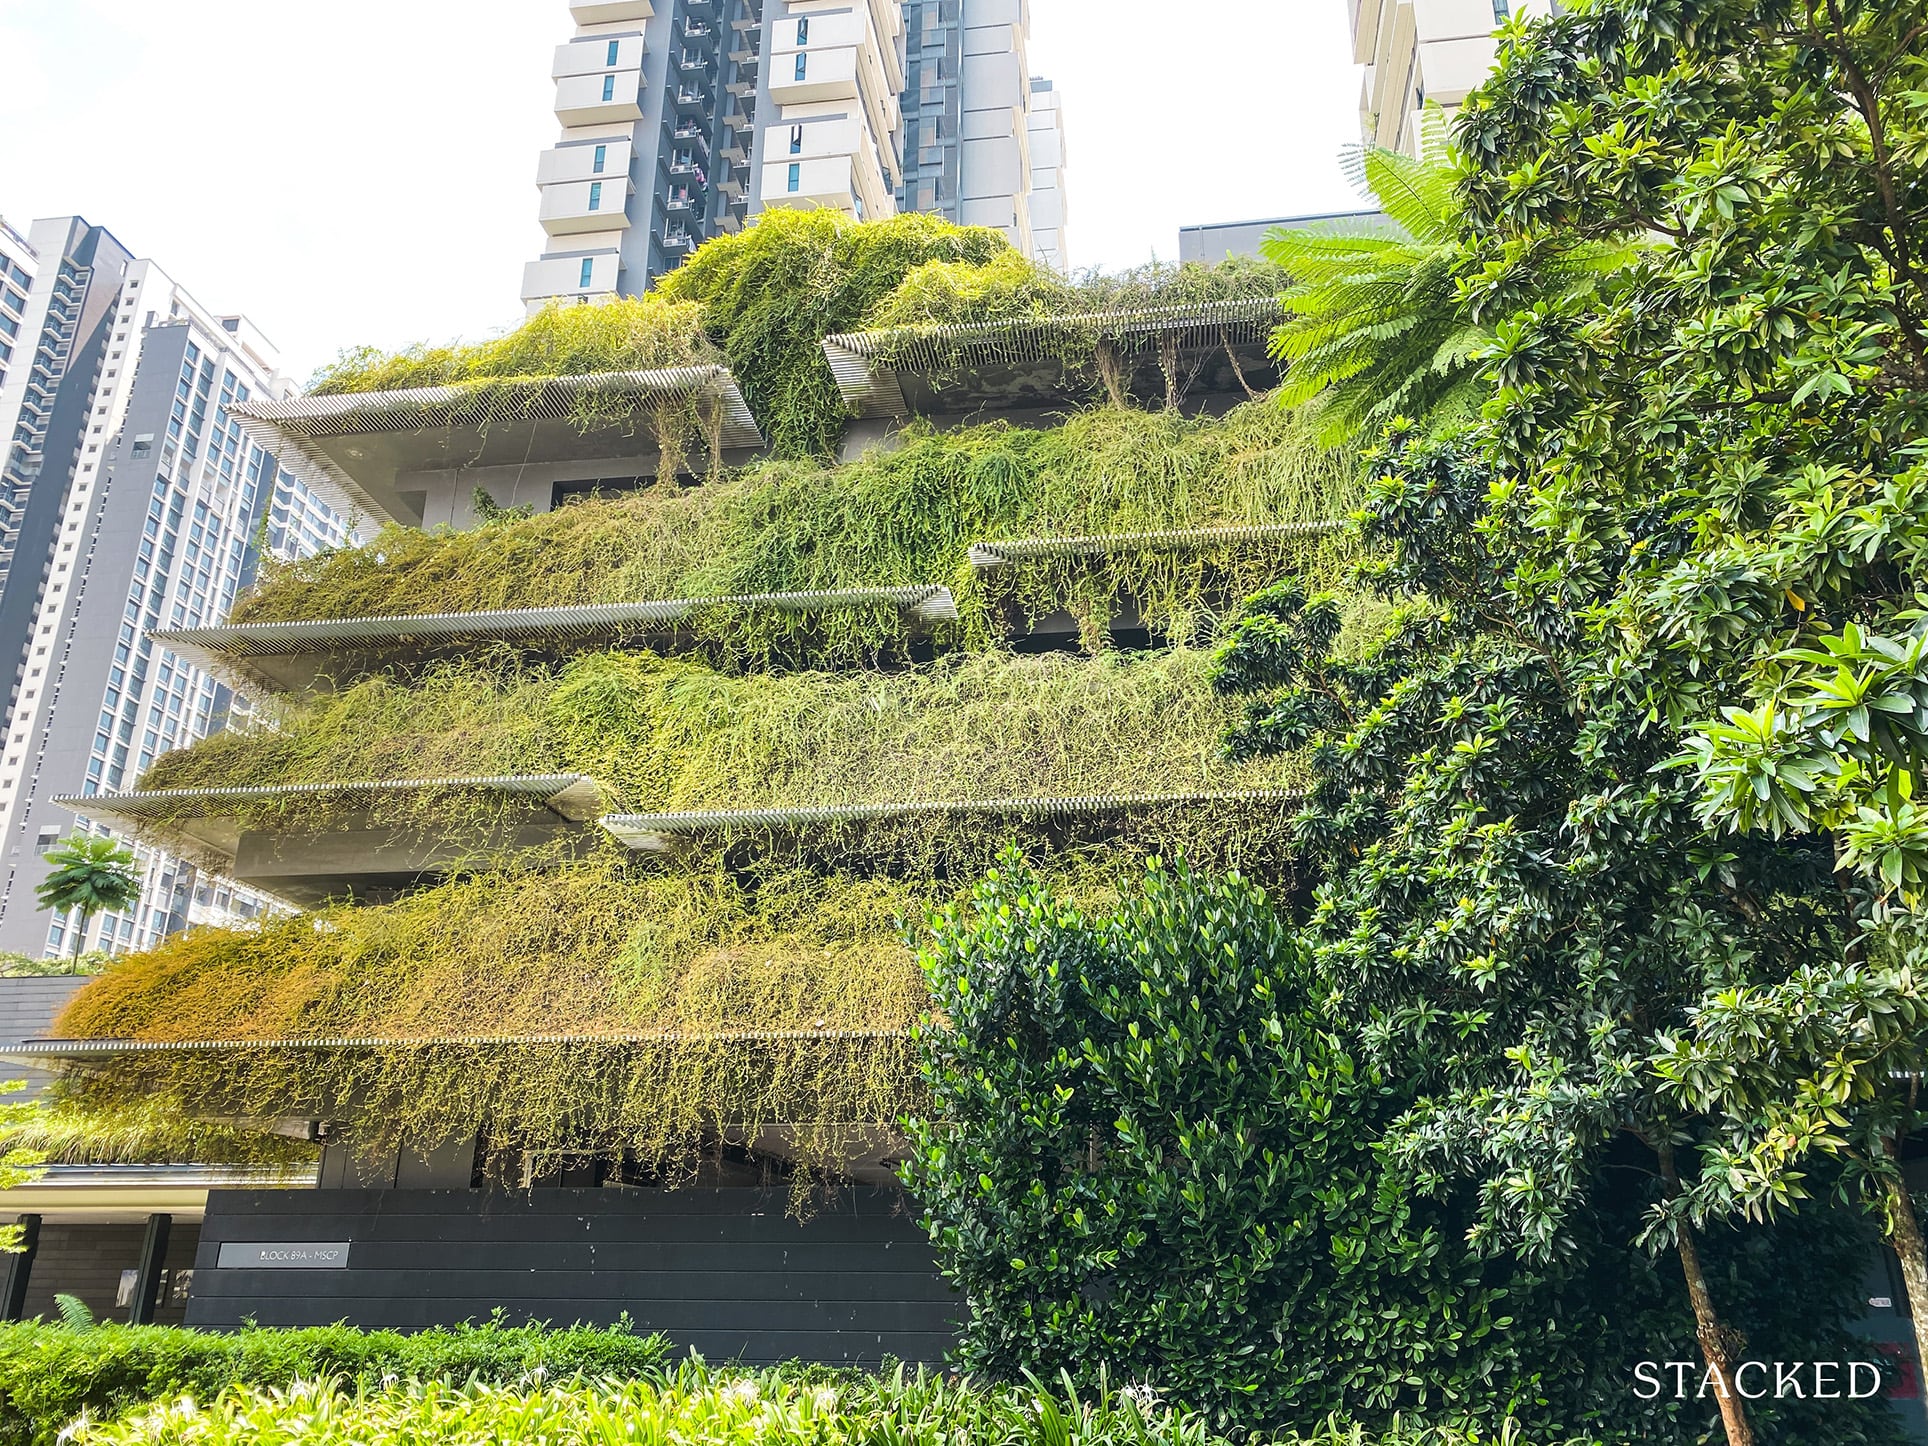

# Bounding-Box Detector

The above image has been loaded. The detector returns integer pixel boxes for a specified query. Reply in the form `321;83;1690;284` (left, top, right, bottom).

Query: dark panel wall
190;1188;960;1365
16;1221;200;1326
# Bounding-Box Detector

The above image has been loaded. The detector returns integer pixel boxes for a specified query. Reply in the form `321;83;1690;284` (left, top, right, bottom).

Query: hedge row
0;1317;668;1446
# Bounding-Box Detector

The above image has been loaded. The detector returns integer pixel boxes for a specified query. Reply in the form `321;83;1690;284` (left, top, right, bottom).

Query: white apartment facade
0;217;345;957
1351;0;1556;154
1024;77;1068;272
0;221;33;401
754;0;905;218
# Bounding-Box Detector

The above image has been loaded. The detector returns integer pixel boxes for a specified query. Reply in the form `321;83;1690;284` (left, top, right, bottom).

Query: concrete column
128;1213;171;1325
0;1214;39;1321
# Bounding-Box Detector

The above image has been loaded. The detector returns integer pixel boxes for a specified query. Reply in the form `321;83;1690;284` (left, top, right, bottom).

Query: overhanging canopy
967;520;1343;570
604;789;1303;852
153;586;959;695
231;367;764;527
822;296;1286;419
54;776;603;905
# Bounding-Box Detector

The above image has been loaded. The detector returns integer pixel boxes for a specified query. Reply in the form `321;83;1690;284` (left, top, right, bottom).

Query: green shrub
59;1363;1591;1446
0;1316;669;1446
903;856;1584;1435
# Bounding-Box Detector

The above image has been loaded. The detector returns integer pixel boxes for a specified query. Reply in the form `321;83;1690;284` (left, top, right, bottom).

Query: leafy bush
657;208;1014;457
0;1317;669;1446
904;856;1579;1433
58;1363;1591;1446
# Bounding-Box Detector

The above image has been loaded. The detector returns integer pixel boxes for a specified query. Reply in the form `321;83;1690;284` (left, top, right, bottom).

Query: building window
606;39;621;64
794;53;807;81
579;258;596;288
592;143;608;173
602;73;617;102
1492;0;1509;15
588;181;604;211
787;162;801;193
789;125;803;155
796;17;808;43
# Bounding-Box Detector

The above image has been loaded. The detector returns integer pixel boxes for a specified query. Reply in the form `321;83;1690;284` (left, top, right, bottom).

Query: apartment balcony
570;0;652;21
537;138;634;185
670;122;711;151
539;179;636;237
664;190;698;214
554;36;644;78
681;18;713;39
555;70;645;126
672;86;710;115
768;48;861;106
660;228;697;254
678;50;714;76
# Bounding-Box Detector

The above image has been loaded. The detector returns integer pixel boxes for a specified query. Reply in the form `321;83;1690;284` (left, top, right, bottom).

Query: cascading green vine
230;402;1360;661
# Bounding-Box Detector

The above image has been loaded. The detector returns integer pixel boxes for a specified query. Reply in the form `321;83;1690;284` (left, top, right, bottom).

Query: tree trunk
1882;1136;1928;1427
1660;1141;1754;1446
73;909;90;962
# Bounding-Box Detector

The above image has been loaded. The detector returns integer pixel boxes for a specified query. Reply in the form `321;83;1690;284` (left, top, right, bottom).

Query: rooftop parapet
231;367;765;527
151;586;960;695
821;297;1287;420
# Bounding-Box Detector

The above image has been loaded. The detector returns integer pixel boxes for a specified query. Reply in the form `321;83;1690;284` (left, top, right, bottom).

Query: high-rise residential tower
1351;0;1556;154
0;220;34;400
0;217;345;958
897;0;1069;268
525;0;1069;307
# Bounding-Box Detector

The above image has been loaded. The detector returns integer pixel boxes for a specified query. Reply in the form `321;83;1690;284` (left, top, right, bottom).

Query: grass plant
230;403;1358;663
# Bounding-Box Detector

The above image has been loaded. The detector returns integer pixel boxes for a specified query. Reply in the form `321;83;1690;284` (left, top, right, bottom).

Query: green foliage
0;1082;46;1253
133;648;1309;846
51;1363;1593;1446
34;837;140;957
228;403;1359;661
0;1316;669;1446
310;296;717;395
0;1095;318;1169
0;950;105;977
1266;111;1630;445
1434;0;1928;1414
906;856;1575;1434
1206;423;1894;1441
656;208;1013;456
866;253;1290;332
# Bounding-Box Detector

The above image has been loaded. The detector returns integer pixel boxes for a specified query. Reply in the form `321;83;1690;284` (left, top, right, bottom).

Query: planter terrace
604;789;1304;854
821;296;1286;423
231;367;764;529
153;586;961;695
54;775;604;907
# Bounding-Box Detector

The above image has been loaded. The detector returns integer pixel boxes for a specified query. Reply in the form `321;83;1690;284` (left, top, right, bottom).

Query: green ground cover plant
228;402;1359;662
0;1317;669;1446
54;1364;1593;1446
867;253;1288;333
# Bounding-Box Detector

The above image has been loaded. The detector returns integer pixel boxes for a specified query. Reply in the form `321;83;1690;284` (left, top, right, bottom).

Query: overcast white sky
0;0;1364;383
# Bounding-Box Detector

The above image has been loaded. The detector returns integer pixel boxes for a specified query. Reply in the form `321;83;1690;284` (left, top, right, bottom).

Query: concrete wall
189;1187;959;1364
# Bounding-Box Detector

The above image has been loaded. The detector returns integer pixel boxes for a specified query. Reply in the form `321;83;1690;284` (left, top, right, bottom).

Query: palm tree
35;835;142;960
1266;108;1632;443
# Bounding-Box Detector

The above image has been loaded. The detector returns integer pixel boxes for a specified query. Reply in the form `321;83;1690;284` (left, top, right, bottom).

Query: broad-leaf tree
1445;0;1928;1419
